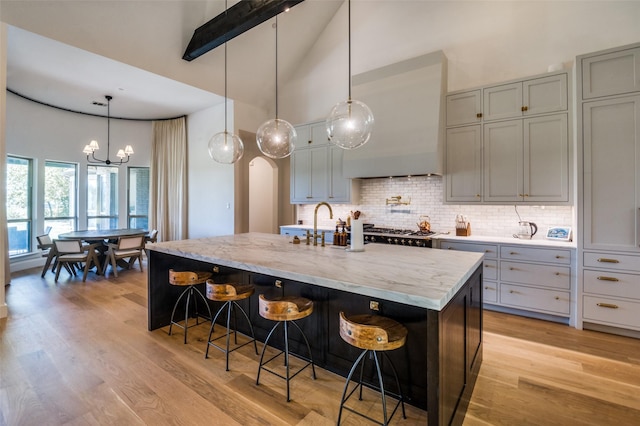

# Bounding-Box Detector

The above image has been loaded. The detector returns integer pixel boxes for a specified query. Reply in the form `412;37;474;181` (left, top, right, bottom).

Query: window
128;167;150;229
44;161;78;239
6;156;32;256
87;165;118;230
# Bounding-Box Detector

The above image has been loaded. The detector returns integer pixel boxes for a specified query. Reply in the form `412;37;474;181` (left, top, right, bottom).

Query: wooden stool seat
339;313;408;352
205;279;258;371
168;269;213;344
258;295;313;321
337;311;407;425
256;293;316;402
169;270;212;286
206;282;255;301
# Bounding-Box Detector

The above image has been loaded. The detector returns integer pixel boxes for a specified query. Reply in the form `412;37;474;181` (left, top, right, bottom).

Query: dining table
52;228;148;275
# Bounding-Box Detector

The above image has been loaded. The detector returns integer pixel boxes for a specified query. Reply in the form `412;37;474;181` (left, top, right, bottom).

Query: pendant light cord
275;15;279;120
106;95;112;161
223;0;229;133
348;0;352;101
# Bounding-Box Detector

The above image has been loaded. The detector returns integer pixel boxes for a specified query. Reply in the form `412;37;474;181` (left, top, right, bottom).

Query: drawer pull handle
597;276;619;282
555;272;560;276
447;247;453;250
509;290;518;294
555;296;560;300
596;302;619;309
510;251;518;255
555;255;562;259
597;258;620;263
509;267;515;270
485;250;491;253
484;286;494;290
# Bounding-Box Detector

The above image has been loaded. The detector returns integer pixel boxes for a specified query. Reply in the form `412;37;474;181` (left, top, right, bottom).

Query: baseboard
10;257;45;273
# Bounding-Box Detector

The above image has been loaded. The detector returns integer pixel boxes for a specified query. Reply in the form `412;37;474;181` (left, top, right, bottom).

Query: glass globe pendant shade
208;131;244;164
326;99;374;150
256;118;297;159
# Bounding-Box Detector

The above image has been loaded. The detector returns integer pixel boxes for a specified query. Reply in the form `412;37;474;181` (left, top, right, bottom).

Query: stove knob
394;238;399;244
370;236;376;242
416;240;423;247
387;238;393;243
364;235;369;241
408;239;413;245
401;239;406;245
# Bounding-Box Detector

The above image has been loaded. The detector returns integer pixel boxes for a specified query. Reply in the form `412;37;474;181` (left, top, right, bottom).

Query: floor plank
2;264;640;425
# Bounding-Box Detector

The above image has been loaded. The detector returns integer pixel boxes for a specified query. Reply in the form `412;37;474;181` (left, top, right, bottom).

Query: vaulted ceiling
1;0;343;119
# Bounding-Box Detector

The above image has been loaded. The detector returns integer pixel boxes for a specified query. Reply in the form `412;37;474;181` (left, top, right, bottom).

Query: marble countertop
148;232;483;311
432;233;576;248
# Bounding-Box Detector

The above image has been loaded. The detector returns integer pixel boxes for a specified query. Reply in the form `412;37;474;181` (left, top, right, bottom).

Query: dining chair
36;234;58;278
143;229;158;259
102;235;145;277
53;240;100;283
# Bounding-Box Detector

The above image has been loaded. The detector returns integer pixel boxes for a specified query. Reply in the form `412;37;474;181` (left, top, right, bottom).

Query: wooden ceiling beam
183;0;305;61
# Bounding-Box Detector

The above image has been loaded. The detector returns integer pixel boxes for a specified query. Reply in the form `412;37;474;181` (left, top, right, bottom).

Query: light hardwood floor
1;263;639;425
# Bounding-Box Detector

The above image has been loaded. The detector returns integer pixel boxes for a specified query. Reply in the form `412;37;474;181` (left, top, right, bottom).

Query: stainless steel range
362;226;435;248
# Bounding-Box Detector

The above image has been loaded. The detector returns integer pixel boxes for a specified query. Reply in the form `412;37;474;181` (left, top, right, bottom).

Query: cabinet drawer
584;252;640;273
583;295;640;330
500;261;570;290
501;245;571;264
483;281;498;304
584;269;640;300
440;241;498;259
500;283;570;315
483;260;498;280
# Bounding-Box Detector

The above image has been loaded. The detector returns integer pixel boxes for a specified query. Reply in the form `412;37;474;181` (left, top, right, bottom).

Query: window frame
44;160;79;239
127;166;150;230
86;164;119;230
6;155;33;257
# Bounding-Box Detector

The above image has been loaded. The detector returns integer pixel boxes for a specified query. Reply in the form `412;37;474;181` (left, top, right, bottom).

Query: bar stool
337;312;407;425
204;279;258;371
168;269;213;344
256;293;316;401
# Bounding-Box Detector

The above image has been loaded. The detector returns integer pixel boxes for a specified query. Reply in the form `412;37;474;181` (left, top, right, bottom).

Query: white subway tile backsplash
296;176;574;240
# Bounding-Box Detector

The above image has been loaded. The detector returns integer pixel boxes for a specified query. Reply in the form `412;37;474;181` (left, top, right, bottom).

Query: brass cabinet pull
524;194;530;197
555;296;560;300
597;258;620;263
308;140;312;144
509;290;519;294
485;249;491;253
597;276;619;282
596;302;619;309
275;280;283;288
212;266;220;273
518;193;524;197
509;267;515;270
521;106;529;112
555;272;560;276
476;113;483;118
555;255;562;259
475;194;481;198
306;196;313;199
510;251;518;255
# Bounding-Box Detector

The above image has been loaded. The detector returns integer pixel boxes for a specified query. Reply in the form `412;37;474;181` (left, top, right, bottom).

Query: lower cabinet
439;239;574;320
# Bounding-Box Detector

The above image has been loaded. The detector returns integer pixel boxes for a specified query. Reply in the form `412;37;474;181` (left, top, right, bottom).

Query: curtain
150;117;187;242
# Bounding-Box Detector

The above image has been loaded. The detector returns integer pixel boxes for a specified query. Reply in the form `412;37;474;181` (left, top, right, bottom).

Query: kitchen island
147;232;484;425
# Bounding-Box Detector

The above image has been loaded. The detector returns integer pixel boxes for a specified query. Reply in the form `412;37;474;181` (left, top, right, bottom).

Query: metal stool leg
256;321;282;386
205;300;231;360
290;319;316;379
169;286;191;338
233;301;259;355
383;352;406;419
337;349;369;425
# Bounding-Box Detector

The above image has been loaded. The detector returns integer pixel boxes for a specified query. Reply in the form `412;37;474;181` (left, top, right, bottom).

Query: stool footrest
207;331;256;355
341;381;404;426
258;350;314;383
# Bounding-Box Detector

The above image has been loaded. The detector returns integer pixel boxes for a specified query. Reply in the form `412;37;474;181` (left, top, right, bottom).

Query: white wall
186;102;236;238
279;1;640;124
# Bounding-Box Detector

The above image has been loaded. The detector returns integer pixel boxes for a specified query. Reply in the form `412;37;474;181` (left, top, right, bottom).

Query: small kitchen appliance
516;221;538;239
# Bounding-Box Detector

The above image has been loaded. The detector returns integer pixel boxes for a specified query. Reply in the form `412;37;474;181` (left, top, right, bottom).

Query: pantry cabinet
290;121;359;204
444;71;570;205
438;239;573;320
577;42;640;334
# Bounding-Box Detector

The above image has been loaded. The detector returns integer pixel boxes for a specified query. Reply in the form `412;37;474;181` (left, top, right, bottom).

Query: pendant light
325;0;374;150
208;1;244;164
256;15;297;159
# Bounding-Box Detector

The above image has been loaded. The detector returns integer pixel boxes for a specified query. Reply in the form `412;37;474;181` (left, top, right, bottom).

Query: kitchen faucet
308;202;333;246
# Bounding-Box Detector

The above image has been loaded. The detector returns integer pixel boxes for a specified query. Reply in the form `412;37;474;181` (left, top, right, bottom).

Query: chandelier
83;95;134;165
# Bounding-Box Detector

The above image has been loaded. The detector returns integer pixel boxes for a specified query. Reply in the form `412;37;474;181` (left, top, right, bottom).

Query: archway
249;156;278;233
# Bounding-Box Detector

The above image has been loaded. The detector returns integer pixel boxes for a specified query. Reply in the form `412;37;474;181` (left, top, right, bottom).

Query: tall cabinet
577;43;640;334
445;71;570;205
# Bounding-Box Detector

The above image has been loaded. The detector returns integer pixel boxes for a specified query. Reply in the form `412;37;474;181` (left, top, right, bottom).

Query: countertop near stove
432;233;576;248
147;232;483;311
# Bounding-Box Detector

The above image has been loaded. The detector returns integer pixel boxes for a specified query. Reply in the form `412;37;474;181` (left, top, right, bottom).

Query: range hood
343;51;447;178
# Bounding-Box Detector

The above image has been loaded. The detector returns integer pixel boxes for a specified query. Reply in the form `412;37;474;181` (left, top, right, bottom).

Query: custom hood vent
343;51;447;179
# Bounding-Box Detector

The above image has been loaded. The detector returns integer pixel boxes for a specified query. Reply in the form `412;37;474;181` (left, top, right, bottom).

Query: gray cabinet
445;71;570;205
290;121;359;204
578;42;640;334
439;239;574;320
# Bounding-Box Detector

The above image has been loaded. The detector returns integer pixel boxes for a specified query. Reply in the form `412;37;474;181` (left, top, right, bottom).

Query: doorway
249;156;278;233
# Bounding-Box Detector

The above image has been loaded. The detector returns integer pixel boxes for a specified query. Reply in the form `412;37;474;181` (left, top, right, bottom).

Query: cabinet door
524;73;568;115
293;123;311;149
328;146;349;202
290;149;311;202
445;126;482;202
583;96;640;252
310;121;330;146
446;90;482;126
483;82;522;121
523;114;569;202
483;120;523;202
582;47;640;99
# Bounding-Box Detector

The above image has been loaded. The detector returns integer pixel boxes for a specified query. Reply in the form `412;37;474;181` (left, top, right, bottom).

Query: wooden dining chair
53;240;100;283
102;235;145;277
37;234;58;278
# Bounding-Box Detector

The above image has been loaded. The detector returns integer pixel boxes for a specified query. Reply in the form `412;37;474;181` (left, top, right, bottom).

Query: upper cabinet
483;74;568;121
445;71;571;205
290;121;360;204
582;46;640;99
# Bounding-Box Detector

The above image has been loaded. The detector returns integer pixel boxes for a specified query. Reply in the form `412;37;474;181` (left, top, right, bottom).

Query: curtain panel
150;117;187;242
